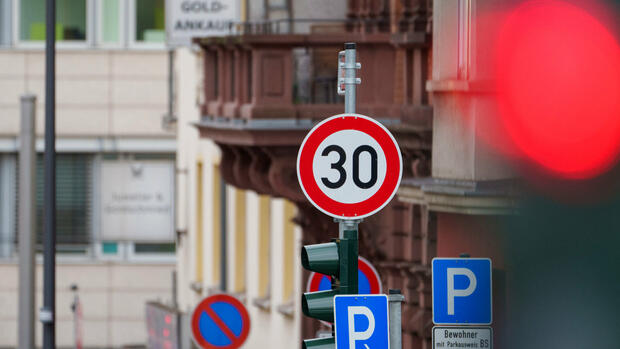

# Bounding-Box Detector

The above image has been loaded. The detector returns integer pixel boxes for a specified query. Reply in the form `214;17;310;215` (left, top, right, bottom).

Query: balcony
192;15;434;202
195;28;432;195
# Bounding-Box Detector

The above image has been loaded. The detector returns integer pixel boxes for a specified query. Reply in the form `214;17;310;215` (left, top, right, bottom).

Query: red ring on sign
308;272;326;292
191;294;251;349
306;256;383;295
297;114;402;218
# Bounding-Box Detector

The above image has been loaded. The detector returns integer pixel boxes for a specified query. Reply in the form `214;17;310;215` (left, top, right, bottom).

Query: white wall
0;262;175;348
0;50;173;138
0;48;177;348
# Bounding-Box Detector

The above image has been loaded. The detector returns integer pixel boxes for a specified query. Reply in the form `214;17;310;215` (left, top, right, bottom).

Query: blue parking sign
432;258;492;325
334;295;390;349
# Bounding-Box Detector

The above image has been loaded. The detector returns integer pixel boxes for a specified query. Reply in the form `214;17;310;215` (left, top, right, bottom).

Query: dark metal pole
42;0;56;346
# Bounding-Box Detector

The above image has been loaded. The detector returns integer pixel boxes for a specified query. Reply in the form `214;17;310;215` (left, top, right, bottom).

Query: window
11;0;168;47
0;155;17;258
457;0;471;79
20;0;87;41
134;0;165;43
134;243;175;253
102;241;119;254
100;0;121;44
214;53;220;98
230;53;236;100
35;154;93;251
247;52;253;102
0;0;11;46
2;152;177;260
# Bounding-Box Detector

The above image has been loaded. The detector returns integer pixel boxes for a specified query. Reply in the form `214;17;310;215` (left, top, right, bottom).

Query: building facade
175;0;440;347
0;0;177;347
171;1;350;347
176;0;534;347
173;47;303;346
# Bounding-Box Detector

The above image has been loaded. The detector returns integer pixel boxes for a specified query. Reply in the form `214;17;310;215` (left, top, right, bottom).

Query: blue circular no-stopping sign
191;294;251;349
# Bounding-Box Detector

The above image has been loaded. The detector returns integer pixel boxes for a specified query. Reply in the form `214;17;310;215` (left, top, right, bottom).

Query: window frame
127;242;176;262
96;0;127;48
10;0;169;50
128;0;166;49
0;0;12;46
13;0;95;48
0;152;177;262
34;153;95;252
94;241;127;260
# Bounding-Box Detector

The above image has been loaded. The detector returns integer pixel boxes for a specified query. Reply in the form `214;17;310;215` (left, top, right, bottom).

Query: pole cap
345;42;356;50
20;94;36;102
389;289;401;294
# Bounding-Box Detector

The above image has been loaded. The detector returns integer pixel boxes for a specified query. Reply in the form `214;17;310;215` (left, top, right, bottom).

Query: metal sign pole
336;41;362;234
42;0;57;346
338;42;404;349
342;42;359;115
336;42;362;296
18;94;36;349
388;289;405;349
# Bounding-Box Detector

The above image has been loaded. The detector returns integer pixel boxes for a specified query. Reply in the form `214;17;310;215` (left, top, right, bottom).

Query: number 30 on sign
297;114;402;219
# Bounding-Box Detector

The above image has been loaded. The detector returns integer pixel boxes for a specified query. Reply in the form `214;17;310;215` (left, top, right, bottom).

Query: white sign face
297;114;402;219
432;327;492;349
100;161;174;241
313;129;388;204
166;0;240;46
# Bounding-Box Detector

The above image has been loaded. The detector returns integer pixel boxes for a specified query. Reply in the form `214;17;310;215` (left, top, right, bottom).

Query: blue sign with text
334;295;390;349
432;258;492;325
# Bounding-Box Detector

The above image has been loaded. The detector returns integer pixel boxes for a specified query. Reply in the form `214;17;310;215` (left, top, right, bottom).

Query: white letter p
447;268;477;315
347;306;375;349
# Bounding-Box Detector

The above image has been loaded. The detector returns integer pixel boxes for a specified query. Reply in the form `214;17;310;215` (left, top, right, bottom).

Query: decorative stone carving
246;147;275;196
263;146;306;202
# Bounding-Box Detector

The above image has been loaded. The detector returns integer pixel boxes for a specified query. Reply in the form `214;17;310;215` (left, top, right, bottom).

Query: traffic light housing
301;229;358;348
303;337;335;349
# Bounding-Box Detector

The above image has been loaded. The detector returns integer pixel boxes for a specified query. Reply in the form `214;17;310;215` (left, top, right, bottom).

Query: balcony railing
214;0;433;36
197;34;431;125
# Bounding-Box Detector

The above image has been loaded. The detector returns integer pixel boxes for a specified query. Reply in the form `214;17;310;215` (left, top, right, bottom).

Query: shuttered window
0;155;17;258
35;154;93;247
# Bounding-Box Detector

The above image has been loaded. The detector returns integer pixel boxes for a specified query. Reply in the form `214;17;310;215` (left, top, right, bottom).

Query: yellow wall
282;201;296;301
195;161;203;282
234;189;247;292
258;195;271;297
212;165;221;284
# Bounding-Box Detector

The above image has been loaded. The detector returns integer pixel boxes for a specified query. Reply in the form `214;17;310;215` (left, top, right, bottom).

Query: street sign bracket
335;218;361;239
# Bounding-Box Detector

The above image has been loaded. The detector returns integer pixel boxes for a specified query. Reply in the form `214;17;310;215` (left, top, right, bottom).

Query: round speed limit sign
297;114;402;219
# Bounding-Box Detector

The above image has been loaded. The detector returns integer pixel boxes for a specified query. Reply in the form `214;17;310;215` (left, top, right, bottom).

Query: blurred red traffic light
496;0;620;179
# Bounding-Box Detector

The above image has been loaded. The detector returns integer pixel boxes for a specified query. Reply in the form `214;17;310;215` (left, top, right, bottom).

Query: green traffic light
302;289;337;322
301;229;358;346
301;242;340;276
